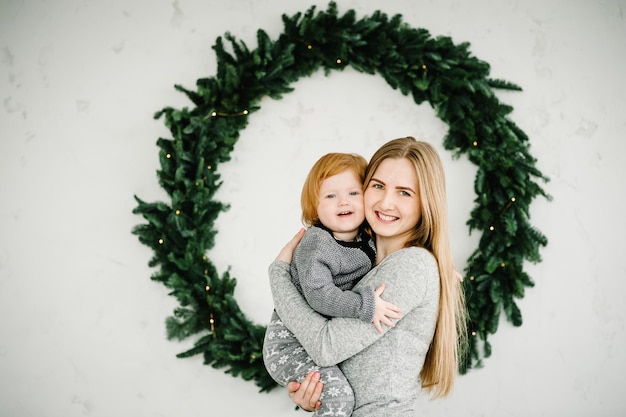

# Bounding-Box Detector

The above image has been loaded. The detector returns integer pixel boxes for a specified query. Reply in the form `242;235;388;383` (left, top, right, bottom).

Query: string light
489;225;495;231
207;285;214;337
175;209;180;215
472;141;479;147
307;44;313;49
502;197;516;212
166;153;172;159
209;313;216;337
336;58;342;64
204;109;249;119
158;238;164;244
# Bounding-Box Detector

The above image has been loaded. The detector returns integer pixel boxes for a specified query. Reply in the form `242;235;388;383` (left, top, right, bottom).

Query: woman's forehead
372;158;417;184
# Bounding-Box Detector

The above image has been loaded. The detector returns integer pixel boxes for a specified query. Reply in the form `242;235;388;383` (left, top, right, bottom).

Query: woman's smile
374;211;399;222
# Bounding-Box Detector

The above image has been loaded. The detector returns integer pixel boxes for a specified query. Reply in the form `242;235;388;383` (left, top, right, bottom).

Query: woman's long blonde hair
364;137;468;398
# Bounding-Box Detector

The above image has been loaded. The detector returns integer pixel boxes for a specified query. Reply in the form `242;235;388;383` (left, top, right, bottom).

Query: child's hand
372;283;401;334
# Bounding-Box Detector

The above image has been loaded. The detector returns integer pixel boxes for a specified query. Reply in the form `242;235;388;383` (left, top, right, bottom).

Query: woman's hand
287;371;323;412
276;228;306;264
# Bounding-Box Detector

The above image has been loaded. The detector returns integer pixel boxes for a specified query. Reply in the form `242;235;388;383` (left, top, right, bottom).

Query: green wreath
133;2;549;392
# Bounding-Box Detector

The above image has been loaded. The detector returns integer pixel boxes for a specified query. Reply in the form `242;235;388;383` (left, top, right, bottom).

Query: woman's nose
379;191;395;210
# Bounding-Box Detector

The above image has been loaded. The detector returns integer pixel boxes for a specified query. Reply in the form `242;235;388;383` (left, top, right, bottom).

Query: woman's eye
400;190;411;197
371;183;383;189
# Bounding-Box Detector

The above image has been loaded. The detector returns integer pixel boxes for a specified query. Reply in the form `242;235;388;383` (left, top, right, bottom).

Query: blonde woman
269;137;467;415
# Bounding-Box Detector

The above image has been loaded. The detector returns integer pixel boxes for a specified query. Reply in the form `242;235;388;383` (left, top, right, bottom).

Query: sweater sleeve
268;247;439;367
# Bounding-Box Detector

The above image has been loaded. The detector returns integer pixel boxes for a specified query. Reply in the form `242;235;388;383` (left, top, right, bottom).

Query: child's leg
263;310;318;385
263;311;354;416
315;364;354;416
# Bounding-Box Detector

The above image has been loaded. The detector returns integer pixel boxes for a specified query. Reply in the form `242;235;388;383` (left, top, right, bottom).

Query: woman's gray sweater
269;246;440;416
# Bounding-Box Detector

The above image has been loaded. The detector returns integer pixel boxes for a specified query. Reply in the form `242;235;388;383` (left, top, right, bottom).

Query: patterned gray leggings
263;310;354;416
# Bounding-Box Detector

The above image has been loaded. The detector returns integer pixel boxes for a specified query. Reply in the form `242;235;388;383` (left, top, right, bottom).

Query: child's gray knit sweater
290;224;376;322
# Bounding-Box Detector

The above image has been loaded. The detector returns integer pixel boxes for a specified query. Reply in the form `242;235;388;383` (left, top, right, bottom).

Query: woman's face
364;157;421;246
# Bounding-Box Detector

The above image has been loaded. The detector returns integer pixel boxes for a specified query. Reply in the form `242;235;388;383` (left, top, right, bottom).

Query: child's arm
300;256;376;321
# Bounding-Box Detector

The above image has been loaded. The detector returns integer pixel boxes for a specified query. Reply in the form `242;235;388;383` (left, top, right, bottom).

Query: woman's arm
269;246;438;367
269;260;380;366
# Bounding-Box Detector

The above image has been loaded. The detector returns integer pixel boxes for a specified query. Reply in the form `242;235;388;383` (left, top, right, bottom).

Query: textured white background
1;0;625;416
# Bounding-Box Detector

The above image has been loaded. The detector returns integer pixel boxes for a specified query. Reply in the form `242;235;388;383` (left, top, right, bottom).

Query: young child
263;153;401;416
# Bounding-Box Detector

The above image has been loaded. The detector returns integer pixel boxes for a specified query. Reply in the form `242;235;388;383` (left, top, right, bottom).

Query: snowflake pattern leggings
263;310;355;416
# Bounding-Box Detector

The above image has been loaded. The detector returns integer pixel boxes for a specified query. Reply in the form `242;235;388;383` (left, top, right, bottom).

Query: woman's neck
374;236;407;264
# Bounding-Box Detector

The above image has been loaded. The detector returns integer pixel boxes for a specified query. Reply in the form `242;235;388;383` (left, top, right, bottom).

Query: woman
269;137;467;415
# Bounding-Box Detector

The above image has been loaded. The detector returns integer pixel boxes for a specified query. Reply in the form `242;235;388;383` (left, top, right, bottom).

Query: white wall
1;0;625;416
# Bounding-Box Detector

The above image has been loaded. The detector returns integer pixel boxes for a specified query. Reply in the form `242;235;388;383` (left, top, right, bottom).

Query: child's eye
349;191;360;196
325;194;336;199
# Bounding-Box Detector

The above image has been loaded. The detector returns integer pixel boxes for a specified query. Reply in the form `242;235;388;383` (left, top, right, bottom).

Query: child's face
317;169;365;241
